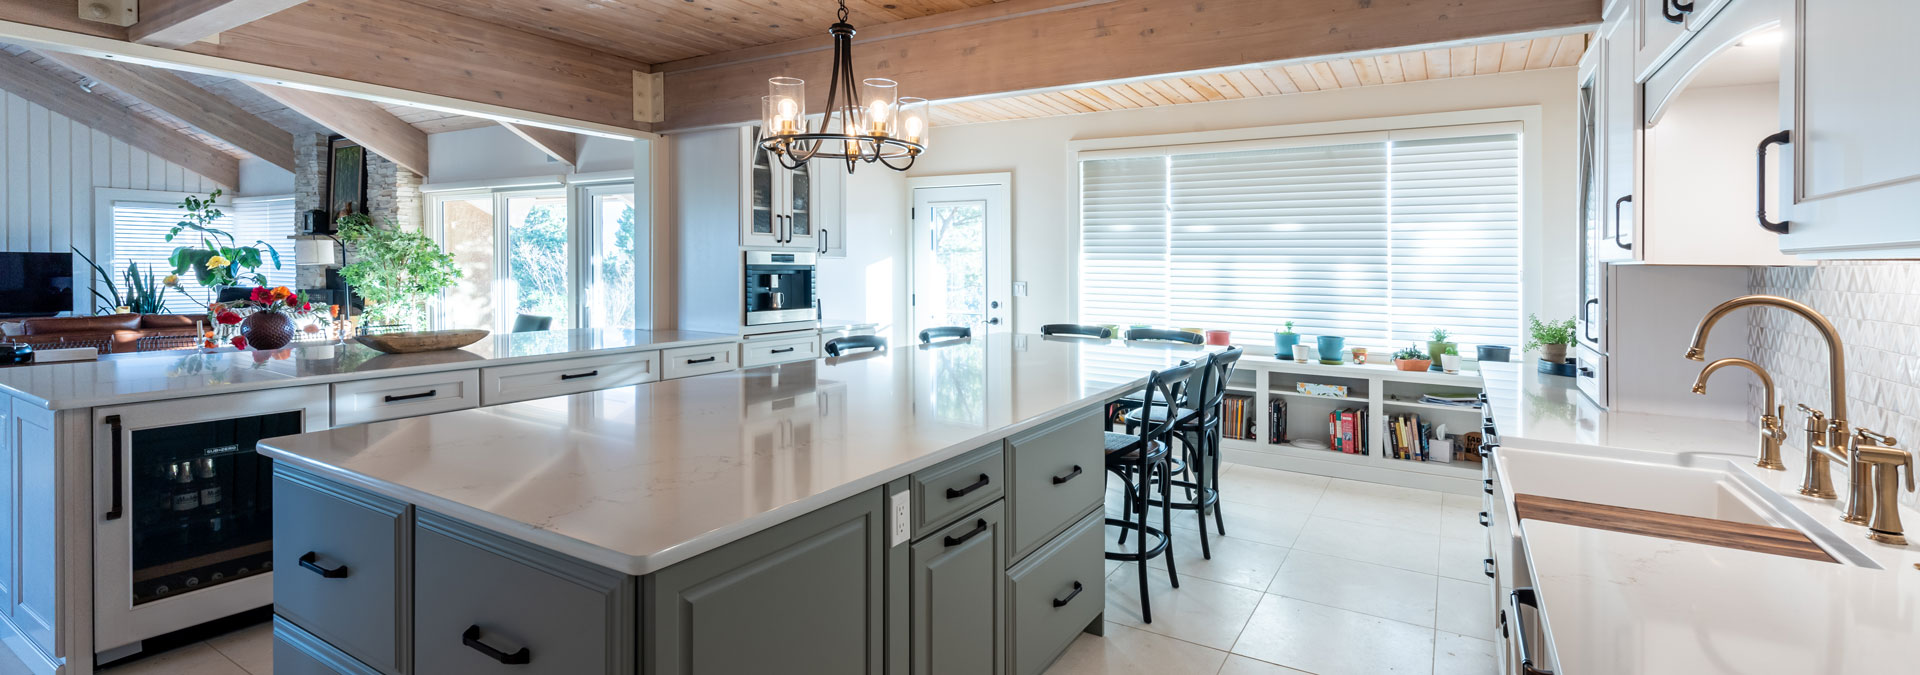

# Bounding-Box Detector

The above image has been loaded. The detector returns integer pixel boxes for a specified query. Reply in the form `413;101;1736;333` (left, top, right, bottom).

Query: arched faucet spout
1685;294;1846;424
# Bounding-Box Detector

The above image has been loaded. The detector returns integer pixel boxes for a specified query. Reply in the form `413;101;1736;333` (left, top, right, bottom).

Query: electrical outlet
1012;281;1029;297
889;490;911;546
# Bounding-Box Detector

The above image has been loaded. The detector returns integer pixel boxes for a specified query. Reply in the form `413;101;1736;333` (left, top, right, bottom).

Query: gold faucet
1794;404;1839;498
1691;358;1787;470
1852;429;1913;545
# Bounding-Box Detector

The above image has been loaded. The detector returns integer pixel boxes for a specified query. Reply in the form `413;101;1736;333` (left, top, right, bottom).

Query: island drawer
1005;510;1103;675
272;469;409;674
910;443;1005;539
274;616;384;675
1005;408;1103;562
332;370;479;426
662;342;738;380
741;333;821;368
413;513;635;675
478;351;659;406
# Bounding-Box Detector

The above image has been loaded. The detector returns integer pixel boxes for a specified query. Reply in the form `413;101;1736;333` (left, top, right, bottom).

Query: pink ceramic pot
1204;330;1231;346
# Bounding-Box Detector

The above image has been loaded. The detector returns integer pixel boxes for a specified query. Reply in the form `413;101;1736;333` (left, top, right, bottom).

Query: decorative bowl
354;329;490;354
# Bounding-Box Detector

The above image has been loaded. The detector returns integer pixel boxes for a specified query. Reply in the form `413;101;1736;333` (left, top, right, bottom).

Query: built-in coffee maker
743;251;818;331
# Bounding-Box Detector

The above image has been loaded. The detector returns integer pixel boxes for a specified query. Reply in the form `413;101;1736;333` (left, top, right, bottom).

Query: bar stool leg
1135;453;1154;623
1211;425;1228;536
1194;432;1213;560
1159;458;1180;589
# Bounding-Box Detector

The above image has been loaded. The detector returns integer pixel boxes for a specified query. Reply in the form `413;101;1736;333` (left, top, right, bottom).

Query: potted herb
1438;343;1462;374
1393;344;1431;372
1273;321;1300;357
335;214;463;329
1526;314;1578;364
1426;329;1455;372
165;189;281;295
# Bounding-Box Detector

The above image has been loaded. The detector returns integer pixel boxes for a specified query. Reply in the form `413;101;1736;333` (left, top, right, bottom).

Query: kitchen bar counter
0;328;737;410
258;334;1212;575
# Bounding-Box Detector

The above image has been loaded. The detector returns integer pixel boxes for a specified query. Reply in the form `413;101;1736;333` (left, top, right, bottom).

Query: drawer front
1006;511;1103;675
662;343;739;380
1006;408;1104;561
479;351;659;406
413;514;633;675
273;617;385;675
741;334;821;368
910;502;1005;675
910;443;1005;539
332;370;480;426
272;469;408;674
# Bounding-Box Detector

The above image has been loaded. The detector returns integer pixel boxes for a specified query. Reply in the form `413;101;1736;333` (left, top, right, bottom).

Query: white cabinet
816;166;847;258
1599;3;1637;262
740;126;819;251
479;351;660;406
740;332;822;368
1777;0;1920;258
1633;0;1692;79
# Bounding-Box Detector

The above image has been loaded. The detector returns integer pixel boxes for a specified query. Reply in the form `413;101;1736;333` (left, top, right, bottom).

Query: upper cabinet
1775;0;1920;258
741;125;818;250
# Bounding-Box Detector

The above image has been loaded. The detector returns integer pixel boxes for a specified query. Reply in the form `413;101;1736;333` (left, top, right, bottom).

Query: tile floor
0;463;1495;675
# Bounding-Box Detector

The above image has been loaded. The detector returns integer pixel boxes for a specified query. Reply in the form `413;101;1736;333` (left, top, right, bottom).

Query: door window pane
506;194;570;330
923;201;987;328
590;193;637;329
439;196;495;330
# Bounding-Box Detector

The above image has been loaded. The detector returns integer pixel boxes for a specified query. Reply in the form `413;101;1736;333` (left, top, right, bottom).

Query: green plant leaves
334;215;463;326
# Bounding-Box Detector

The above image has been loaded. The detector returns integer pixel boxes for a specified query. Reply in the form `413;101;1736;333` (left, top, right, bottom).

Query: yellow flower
162;274;179;287
206;255;230;269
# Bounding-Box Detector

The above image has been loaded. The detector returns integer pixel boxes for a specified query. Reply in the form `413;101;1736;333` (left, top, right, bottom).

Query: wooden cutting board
1514;493;1837;564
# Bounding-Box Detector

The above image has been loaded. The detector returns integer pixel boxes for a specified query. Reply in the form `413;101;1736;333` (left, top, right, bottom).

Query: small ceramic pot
1274;332;1300;357
1350;347;1368;364
1440;353;1462;374
1542;343;1568;364
1477;345;1511;362
1317;336;1345;361
1205;330;1231;346
1395;358;1432;372
1292;344;1316;363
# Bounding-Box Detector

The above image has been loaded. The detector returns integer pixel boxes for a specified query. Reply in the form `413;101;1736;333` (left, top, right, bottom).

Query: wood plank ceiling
931;33;1590;126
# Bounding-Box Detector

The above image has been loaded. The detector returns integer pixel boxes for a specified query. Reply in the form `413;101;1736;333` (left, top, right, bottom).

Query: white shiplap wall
0;89;231;314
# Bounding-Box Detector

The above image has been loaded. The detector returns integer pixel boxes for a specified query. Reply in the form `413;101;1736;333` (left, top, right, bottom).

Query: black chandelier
760;0;929;173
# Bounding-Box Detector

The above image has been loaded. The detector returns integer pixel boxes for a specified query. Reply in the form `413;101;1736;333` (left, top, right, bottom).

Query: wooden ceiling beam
500;122;580;167
658;0;1600;131
38;51;296;171
247;82;429;177
0;49;237;186
129;0;304;49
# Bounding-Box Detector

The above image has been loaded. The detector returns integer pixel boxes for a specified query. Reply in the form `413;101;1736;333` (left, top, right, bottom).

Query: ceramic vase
240;311;296;351
1316;336;1345;364
1440;353;1462;373
1274;332;1300;357
1541;343;1568;364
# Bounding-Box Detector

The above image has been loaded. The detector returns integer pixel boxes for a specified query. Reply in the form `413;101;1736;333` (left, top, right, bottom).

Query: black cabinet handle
1052;581;1084;608
1612;195;1632;250
1484;557;1497;579
1480;511;1491;527
819;227;829;255
770;347;796;354
1582;298;1598;343
946;473;990;499
462;625;530;665
104;414;124;521
1509;589;1555;675
1051;465;1083;485
384;390;436;403
560;370;599;381
1663;0;1692;23
1758;130;1791;234
298;551;350;579
686;356;718;365
943;519;988;547
1484;478;1494;495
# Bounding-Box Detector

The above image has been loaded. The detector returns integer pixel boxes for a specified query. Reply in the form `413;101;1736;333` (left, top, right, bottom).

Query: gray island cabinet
259;336;1212;675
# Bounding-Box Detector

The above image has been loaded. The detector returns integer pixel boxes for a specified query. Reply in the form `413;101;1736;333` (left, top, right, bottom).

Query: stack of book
1418;389;1482;408
1268;398;1288;444
1223;394;1256;441
1387;413;1433;461
1327;407;1368;455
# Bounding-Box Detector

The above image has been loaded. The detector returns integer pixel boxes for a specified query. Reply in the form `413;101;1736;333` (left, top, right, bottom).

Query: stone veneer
1747;261;1920;507
293;133;423;288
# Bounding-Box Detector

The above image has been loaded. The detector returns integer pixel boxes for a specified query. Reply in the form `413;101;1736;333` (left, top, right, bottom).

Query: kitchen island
255;334;1213;675
0;328;737;675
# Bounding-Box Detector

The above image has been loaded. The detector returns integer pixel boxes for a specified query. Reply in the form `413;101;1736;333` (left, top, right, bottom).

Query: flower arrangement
204;286;327;350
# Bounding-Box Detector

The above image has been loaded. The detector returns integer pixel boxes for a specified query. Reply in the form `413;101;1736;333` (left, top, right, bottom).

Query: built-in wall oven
92;386;330;658
743;251;818;332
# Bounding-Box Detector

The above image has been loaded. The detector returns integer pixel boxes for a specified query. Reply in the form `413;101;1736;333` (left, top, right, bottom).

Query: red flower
285;295;300;308
301;302;312;311
216;311;243;325
231;335;249;350
249;287;270;303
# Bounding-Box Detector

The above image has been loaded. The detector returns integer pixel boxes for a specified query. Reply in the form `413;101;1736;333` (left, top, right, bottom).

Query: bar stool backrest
1194;347;1245;429
1125;327;1202;344
825;334;887;356
1041;324;1111;338
1139;359;1201;443
918;326;972;343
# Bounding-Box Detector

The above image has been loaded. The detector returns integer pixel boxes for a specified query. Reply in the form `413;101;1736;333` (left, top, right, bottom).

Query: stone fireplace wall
293;133;424;288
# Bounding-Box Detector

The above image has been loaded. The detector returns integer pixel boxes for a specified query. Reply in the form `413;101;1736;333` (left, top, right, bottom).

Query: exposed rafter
129;0;304;49
38;50;295;170
500;122;579;167
0;48;236;186
247;82;429;177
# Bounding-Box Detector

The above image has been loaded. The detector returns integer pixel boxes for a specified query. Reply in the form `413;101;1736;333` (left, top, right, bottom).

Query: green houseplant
1393;344;1431;372
1426;328;1455;372
1438;343;1462;374
166;189;281;292
335;214;463;328
1525;314;1577;364
73;247;170;314
1274;320;1300;357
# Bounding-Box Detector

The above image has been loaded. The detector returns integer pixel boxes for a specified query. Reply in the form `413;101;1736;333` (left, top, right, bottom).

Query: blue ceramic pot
1274;332;1300;357
1316;336;1345;362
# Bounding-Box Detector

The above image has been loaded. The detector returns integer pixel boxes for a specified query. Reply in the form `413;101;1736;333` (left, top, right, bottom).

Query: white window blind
1078;131;1521;352
110;196;296;314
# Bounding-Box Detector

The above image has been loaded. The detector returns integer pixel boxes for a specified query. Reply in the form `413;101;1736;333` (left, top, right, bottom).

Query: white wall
816;168;907;335
425;125;637;184
891;68;1580;336
236;157;294;197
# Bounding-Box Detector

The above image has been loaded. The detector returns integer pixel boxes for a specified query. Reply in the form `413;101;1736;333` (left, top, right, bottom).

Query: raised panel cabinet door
1778;0;1920;258
0;397;13;620
1600;6;1639;262
274;617;386;675
816;166;846;258
271;468;408;674
910;502;1005;675
646;487;886;675
1634;0;1691;79
745;125;781;247
11;401;57;656
1005;511;1104;675
910;443;1005;538
1006;408;1104;562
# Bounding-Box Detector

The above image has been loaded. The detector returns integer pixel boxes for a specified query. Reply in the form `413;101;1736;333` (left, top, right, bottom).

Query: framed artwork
326;135;367;220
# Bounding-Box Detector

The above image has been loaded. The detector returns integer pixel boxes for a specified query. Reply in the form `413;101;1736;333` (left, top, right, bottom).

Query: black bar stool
918;326;971;343
1128;347;1243;559
1104;359;1198;624
1041;324;1111;338
1124;327;1203;344
824;335;886;356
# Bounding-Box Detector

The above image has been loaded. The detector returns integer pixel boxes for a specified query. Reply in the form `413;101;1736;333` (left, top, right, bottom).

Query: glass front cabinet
742;125;838;251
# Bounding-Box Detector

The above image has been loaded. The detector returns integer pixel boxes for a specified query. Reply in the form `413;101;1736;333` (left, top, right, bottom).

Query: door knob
989;318;1001;325
990;301;1000;309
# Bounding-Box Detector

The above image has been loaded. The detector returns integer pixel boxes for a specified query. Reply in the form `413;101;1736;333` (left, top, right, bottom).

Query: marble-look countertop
0;328;738;410
1478;360;1762;457
258;335;1215;575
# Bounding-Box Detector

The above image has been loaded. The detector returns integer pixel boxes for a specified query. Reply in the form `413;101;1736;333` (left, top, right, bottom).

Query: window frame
90;188;235;315
427;180;640;332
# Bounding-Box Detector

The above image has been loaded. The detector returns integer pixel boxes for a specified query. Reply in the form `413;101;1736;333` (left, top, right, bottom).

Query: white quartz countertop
258;334;1216;575
1479;360;1761;457
0;328;738;410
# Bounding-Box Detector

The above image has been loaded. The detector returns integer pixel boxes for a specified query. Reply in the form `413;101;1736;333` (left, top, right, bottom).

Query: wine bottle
196;458;226;541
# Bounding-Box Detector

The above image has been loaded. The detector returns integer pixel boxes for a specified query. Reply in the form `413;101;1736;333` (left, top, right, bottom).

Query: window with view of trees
432;185;638;332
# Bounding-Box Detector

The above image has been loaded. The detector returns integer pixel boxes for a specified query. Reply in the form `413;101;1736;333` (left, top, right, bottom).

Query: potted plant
1526;314;1578;364
1274;321;1300;357
1393;344;1431;372
208;286;326;351
1426;329;1455;372
165;189;281;296
1438;343;1462;374
335;214;463;329
74;248;170;315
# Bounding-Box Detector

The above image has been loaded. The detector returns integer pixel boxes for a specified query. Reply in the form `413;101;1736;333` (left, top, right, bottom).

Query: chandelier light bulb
905;115;924;142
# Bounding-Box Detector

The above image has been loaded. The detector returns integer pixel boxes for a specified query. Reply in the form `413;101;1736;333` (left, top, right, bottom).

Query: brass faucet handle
1796;403;1824;418
1856;428;1899;448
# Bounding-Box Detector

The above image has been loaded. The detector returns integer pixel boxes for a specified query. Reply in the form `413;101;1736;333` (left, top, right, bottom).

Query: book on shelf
1325;407;1368;455
1417;387;1483;407
1268;397;1288;444
1223;394;1256;440
1387;413;1437;461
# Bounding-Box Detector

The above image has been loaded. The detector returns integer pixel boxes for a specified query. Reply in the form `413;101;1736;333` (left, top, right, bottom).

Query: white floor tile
98;642;250;675
1266;549;1438;627
1216;466;1328;513
1231;594;1436;675
1146;528;1291;591
1313;479;1447;535
1172;499;1311;548
1435;577;1496;641
205;622;272;675
1441;492;1482;511
1041;623;1229;675
1290;516;1442;575
1105;566;1265;651
1216;654;1314;675
1437;536;1490;584
1439;503;1487;542
1434;630;1499;675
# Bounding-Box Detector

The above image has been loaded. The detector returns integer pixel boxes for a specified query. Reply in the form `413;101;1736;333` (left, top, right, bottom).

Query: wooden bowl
353;329;490;354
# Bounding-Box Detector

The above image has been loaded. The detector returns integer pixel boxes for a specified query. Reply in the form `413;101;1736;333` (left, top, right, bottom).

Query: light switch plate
1012;281;1029;297
889;490;911;546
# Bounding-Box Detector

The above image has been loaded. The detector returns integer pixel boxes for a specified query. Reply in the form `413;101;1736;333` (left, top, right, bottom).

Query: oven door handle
104;414;124;521
1508;588;1556;675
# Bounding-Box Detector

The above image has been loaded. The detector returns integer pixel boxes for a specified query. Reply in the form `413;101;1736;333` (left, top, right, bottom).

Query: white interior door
910;177;1011;335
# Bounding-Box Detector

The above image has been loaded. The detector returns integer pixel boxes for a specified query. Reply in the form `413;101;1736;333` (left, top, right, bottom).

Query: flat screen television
0;252;75;318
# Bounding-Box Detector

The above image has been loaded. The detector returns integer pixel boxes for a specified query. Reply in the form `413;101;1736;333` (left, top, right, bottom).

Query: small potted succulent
1273;321;1300;357
1426;329;1455;372
1438;343;1462;374
1525;314;1577;365
1393;344;1432;372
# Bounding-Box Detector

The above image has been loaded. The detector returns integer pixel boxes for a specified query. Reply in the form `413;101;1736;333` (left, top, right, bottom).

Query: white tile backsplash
1748;261;1920;506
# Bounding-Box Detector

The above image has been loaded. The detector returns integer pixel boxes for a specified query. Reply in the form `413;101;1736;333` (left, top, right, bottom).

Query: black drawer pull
1479;511;1491;527
298;552;349;579
686;356;718;364
1484;557;1496;579
945;474;990;499
384;390;436;403
1051;465;1083;485
943;519;988;547
462;625;530;665
1052;581;1084;608
1484;478;1494;495
770;347;797;354
560;370;599;381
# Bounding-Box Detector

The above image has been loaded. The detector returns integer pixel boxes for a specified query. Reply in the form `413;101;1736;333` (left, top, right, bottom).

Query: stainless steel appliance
743;251;819;330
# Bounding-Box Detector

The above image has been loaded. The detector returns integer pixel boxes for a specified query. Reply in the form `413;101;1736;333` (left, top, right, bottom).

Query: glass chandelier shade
758;0;928;172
